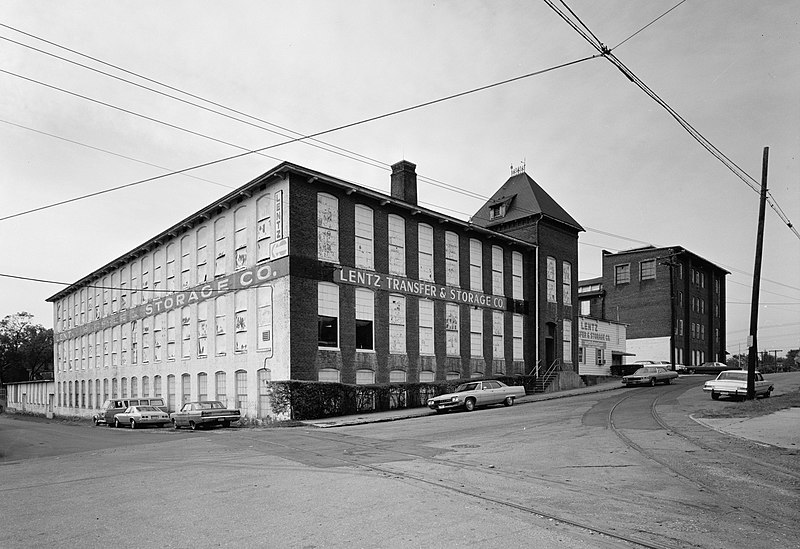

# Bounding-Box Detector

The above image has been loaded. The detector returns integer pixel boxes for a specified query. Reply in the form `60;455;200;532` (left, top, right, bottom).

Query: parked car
621;366;679;387
113;405;171;429
427;380;525;413
170;401;241;430
703;370;773;400
93;397;168;426
689;361;730;375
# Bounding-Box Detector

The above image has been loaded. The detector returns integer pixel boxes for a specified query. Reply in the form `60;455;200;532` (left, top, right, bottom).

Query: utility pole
659;252;680;371
747;147;769;399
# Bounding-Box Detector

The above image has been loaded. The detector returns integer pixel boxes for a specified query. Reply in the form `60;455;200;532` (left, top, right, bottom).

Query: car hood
429;392;465;402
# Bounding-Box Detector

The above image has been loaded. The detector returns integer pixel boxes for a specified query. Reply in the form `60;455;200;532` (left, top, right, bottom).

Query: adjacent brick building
578;246;728;369
48;160;583;420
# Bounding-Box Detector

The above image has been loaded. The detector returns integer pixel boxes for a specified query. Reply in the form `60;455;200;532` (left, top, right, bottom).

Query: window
142;376;150;398
112;325;120;366
614;264;630;285
389;370;406;383
318;283;339;348
512;252;523;300
142;318;150;364
153;375;162;398
420;370;435;383
388;214;405;276
153;314;163;362
215;371;227;405
419;299;434;355
140;256;150;304
167;310;176;360
318;369;341;383
445;231;459;286
512;314;523;361
166;243;176;291
181;306;191;359
547;256;557;302
235;370;247;411
354;205;374;270
121;377;128;398
197;302;208;357
130;377;138;398
563;319;572;363
167;374;176;412
216;295;227;355
562;261;572;306
580;300;590;316
356;369;375;385
677;319;684;336
234;290;247;353
389;294;406;354
256;194;271;262
469;239;482;292
181;374;191;404
418;223;434;282
121;323;129;366
153;249;163;294
234;206;248;270
181;235;192;289
640;259;656;281
595;348;603;365
111;271;119;313
492;311;504;360
257;286;273;352
489;202;507;220
214;217;227;277
197;373;208;401
317;193;339;262
355;288;374;350
492;246;503;295
445;303;460;356
470;308;483;358
196;226;208;284
578;346;585;364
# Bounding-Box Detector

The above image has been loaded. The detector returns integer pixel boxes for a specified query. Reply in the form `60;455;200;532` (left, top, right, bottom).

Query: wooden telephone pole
747;147;769;399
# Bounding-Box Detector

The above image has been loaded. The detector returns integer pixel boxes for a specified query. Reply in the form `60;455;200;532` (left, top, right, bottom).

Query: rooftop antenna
510;158;526;176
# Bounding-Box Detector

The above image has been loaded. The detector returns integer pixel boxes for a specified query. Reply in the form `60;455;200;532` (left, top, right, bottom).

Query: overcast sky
1;1;798;356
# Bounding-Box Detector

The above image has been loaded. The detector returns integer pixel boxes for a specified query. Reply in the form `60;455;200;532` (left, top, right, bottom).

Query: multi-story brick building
578;246;728;369
48;160;583;420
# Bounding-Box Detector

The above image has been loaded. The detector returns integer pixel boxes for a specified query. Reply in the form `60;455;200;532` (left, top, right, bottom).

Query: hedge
267;375;536;421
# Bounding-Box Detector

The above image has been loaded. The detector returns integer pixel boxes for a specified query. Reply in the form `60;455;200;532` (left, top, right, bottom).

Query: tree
0;312;54;385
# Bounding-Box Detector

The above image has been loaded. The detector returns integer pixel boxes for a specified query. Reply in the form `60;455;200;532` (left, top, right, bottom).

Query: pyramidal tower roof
471;171;583;232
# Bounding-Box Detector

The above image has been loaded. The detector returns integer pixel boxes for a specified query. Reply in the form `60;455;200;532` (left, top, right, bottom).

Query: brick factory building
48;160;583;421
578;246;728;370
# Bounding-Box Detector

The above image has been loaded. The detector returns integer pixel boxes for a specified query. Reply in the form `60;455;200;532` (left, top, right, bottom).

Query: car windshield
137;405;161;412
717;372;747;381
454;383;480;392
633;368;656;375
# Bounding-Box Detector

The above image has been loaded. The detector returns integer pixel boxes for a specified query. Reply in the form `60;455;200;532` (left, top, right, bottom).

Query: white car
113;405;171;428
703;370;773;400
427;380;526;413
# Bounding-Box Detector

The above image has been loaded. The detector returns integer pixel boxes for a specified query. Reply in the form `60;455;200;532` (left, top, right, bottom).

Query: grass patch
698;389;800;419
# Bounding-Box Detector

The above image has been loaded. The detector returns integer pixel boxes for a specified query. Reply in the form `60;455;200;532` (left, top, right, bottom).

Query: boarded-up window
317;193;339;262
388;214;405;276
445;231;459;286
418;224;434;282
355;205;374;270
389;294;406;354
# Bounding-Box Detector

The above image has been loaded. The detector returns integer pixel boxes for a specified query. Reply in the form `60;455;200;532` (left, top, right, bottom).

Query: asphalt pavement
301;373;800;450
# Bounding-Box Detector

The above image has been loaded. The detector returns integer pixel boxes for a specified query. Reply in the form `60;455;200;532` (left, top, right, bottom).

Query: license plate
217;418;224;422
438;405;446;409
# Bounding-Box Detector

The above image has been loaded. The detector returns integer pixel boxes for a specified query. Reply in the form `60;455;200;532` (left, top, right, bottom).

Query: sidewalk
301;375;800;450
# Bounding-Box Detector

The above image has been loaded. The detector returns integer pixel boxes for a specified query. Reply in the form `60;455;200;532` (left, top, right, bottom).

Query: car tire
764;389;772;398
464;398;476;412
114;418;121;428
688;369;695;375
665;378;671;385
189;421;198;431
504;397;514;407
711;391;720;400
172;419;180;430
130;420;137;430
221;420;231;428
649;378;656;387
93;418;99;426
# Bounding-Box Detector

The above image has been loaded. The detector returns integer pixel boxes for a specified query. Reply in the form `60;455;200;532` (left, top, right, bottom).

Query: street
1;376;798;548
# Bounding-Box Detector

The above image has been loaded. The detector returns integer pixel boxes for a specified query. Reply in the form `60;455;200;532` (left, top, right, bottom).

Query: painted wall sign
579;317;612;343
56;256;289;342
336;266;507;310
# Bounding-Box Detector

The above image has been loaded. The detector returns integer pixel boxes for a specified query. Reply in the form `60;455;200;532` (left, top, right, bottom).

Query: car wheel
114;418;121;428
764;389;772;398
130;420;137;430
649;378;656;387
711;391;720;400
189;421;198;431
221;420;230;428
172;419;180;430
464;398;476;412
93;418;99;426
503;397;514;407
665;378;671;385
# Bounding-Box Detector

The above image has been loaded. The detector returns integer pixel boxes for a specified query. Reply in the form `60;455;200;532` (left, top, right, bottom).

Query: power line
0;54;598;222
544;0;799;241
611;0;688;51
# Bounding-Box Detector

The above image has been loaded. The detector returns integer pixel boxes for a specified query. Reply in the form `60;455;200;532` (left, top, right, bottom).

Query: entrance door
545;322;557;370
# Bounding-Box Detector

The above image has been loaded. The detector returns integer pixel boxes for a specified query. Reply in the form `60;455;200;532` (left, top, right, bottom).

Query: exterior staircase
532;360;560;393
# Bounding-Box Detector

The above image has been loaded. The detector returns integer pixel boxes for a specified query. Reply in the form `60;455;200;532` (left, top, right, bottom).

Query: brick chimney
390;160;417;205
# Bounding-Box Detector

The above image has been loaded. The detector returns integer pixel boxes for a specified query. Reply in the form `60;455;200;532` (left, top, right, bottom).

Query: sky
0;1;798;358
